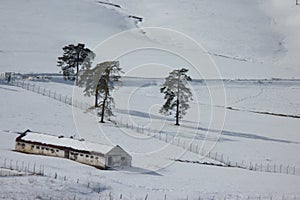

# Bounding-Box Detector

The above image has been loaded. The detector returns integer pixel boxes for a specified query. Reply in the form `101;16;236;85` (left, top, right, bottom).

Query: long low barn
15;130;132;169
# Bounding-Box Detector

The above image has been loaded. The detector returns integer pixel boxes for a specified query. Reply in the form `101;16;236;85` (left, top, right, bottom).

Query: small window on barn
121;157;125;161
70;152;74;155
36;146;40;149
17;142;21;145
21;143;25;146
90;156;94;159
45;148;49;151
31;145;34;148
80;154;83;156
51;149;55;153
56;150;59;152
95;157;99;160
75;153;78;156
85;155;89;158
41;147;44;150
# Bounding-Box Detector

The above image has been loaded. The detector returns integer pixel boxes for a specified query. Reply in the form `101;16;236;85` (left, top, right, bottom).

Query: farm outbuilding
15;130;132;169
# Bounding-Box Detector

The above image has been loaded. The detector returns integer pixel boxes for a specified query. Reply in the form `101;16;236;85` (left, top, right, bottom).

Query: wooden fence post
280;164;282;173
293;166;296;175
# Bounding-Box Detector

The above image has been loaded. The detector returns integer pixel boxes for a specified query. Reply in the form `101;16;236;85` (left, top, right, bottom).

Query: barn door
121;157;127;166
107;155;121;167
64;150;69;158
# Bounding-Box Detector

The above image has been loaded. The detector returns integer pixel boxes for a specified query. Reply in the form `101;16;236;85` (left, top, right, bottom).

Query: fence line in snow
26;191;300;200
113;118;299;176
8;79;300;176
10;79;91;111
0;157;45;177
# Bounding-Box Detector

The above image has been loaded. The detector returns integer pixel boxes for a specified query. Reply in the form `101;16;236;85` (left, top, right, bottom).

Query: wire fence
45;192;299;200
0;157;298;200
0;157;45;177
113;119;300;176
7;78;300;176
10;79;91;111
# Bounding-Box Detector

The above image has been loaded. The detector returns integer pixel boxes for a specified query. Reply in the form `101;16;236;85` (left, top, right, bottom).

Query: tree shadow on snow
196;126;298;144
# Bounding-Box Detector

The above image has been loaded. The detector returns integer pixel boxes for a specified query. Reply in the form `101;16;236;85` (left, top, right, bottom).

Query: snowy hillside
1;0;299;78
0;0;135;73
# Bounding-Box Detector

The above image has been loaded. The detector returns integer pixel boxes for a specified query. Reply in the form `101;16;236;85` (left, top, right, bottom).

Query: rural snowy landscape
1;0;300;199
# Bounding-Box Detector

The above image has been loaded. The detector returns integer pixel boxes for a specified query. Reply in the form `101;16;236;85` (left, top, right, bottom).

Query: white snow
1;0;300;199
1;77;300;199
0;0;134;73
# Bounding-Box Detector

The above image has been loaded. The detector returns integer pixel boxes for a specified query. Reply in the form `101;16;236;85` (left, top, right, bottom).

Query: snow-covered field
1;0;300;199
1;76;300;199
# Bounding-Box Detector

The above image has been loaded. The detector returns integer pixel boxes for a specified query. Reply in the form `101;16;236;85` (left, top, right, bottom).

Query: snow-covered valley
1;0;300;199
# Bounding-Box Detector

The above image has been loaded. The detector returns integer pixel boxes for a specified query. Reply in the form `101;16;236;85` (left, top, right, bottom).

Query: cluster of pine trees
58;43;193;126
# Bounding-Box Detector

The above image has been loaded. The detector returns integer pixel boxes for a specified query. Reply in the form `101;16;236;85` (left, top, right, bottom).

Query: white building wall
106;146;132;167
15;140;131;169
15;142;65;158
69;151;106;169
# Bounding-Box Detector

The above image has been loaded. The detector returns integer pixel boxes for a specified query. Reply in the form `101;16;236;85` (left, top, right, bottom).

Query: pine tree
57;43;95;82
78;61;122;123
160;68;192;126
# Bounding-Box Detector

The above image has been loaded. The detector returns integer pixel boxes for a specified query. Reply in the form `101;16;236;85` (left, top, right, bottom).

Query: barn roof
18;130;117;155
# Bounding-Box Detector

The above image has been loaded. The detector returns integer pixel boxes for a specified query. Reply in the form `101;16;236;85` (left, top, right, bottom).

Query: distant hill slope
0;0;299;78
113;0;285;61
0;0;135;73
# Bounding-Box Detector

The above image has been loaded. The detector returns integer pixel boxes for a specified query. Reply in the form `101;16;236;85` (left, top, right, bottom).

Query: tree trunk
95;79;100;107
95;89;99;107
100;90;108;123
100;70;110;123
175;72;180;126
75;51;80;85
175;98;180;126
